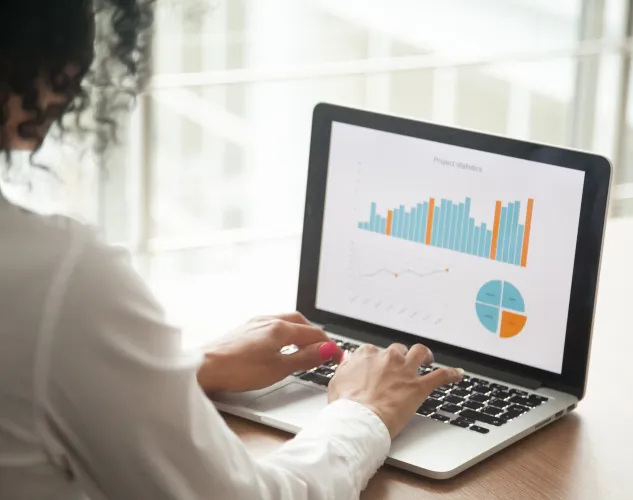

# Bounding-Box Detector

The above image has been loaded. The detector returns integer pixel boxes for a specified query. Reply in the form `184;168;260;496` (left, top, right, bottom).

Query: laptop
212;103;611;479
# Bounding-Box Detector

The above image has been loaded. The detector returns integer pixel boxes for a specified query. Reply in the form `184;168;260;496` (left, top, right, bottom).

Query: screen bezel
297;103;611;401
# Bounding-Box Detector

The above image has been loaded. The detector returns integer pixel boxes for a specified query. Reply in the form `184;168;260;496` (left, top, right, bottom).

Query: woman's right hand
328;343;464;439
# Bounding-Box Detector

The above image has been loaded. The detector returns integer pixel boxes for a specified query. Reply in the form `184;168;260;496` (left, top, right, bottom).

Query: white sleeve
44;235;391;500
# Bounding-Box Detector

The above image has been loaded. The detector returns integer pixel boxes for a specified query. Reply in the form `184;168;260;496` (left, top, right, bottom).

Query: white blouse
0;194;391;500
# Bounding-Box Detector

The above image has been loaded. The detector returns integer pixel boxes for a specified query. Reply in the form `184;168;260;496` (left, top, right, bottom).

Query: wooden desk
224;219;633;500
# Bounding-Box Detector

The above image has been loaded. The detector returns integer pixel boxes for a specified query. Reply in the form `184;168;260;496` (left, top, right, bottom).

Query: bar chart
357;196;534;267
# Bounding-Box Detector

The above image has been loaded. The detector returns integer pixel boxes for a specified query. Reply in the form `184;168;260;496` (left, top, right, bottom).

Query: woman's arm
42;234;390;500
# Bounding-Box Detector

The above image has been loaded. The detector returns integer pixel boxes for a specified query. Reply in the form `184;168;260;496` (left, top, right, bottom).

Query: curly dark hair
0;0;155;166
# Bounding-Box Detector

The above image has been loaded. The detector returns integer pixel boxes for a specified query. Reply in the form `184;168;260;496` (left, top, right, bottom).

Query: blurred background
4;0;633;345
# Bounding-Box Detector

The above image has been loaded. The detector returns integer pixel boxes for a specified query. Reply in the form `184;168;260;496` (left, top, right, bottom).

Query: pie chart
475;280;526;338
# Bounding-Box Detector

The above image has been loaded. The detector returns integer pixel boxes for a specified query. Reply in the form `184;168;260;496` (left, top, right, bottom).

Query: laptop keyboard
293;340;550;435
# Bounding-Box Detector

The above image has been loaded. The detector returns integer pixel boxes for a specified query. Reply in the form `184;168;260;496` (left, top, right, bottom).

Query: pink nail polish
319;341;339;361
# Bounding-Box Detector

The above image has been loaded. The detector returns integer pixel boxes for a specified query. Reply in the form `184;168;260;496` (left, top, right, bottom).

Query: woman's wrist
197;351;227;393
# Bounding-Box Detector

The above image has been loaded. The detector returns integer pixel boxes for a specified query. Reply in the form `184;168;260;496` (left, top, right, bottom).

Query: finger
270;312;311;325
356;343;379;355
406;344;434;367
281;341;341;372
271;320;330;347
419;367;464;391
387;343;408;356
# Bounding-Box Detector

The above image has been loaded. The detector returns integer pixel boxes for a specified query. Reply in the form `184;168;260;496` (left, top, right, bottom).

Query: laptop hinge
325;323;541;390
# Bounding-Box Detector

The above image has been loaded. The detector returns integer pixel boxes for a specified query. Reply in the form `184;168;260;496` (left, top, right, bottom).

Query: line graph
346;240;453;324
360;267;449;279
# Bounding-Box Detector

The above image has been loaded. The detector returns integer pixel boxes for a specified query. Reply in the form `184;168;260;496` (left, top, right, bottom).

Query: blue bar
514;224;525;265
409;207;418;241
455;203;465;252
508;201;520;262
437;200;446;247
502;202;514;261
479;223;487;256
380;217;387;234
369;203;377;232
414;204;423;242
467;218;475;254
392;209;399;237
358;222;363;229
460;198;471;252
473;227;480;256
496;207;507;261
485;229;492;257
420;203;428;242
413;204;421;241
449;203;458;249
431;207;441;246
442;202;451;249
395;205;404;237
403;211;410;240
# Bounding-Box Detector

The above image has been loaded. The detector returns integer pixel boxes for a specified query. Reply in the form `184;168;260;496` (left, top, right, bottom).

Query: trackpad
252;382;328;429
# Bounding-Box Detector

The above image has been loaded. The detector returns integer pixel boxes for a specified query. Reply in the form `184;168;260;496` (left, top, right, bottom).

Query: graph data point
445;268;449;272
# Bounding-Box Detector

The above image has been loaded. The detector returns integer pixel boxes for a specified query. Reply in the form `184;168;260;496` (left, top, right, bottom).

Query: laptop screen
315;121;586;375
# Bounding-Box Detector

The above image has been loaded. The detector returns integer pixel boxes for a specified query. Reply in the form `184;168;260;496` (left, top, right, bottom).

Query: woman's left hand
197;312;341;393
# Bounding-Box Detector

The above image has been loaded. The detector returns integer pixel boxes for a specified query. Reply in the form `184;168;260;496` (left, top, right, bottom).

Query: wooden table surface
224;219;633;500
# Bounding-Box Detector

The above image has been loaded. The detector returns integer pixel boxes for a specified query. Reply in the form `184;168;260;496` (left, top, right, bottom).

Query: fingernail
319;341;339;361
454;368;465;379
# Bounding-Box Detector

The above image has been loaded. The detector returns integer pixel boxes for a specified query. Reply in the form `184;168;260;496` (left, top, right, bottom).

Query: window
5;0;632;345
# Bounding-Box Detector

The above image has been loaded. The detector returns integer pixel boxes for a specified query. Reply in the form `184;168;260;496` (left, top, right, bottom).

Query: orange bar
386;210;393;235
425;198;435;244
490;201;502;260
520;198;534;267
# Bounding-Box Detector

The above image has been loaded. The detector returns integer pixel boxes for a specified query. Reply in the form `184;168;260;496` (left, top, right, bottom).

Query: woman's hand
329;343;463;439
198;313;341;393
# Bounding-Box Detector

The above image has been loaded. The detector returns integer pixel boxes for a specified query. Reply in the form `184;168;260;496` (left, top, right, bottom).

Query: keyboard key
508;404;530;414
436;385;453;393
459;409;506;426
444;394;465;405
472;385;492;394
482;406;502;416
470;393;490;403
440;403;462;414
430;391;445;400
457;380;474;389
416;406;434;416
457;416;476;425
293;370;306;377
450;419;470;428
509;388;528;396
431;414;450;422
508;396;532;406
470;378;488;385
470;425;490;434
528;394;549;404
489;383;509;391
452;389;470;398
489;398;511;409
491;390;512;400
299;371;330;387
499;410;524;421
315;367;333;376
463;400;484;410
421;399;443;409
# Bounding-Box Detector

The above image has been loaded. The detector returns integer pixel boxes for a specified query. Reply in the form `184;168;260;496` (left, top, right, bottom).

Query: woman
0;1;463;499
